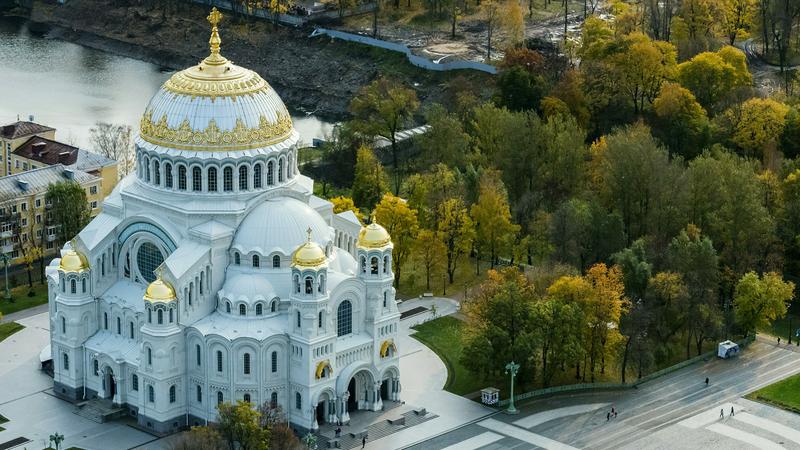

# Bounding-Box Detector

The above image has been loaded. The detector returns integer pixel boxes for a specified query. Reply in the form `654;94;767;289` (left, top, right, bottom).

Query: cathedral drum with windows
47;8;400;434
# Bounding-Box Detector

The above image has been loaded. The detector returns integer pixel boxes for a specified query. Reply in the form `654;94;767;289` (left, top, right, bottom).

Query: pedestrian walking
611;406;615;416
705;377;709;386
731;406;735;416
362;435;367;448
720;408;724;418
778;337;782;345
607;412;611;421
614;410;618;418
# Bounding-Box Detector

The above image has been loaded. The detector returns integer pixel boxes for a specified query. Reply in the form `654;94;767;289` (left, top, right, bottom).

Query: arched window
178;165;187;190
252;255;260;268
143;157;150;182
82;278;87;293
243;353;251;375
295;392;301;410
272;255;280;268
371;257;379;275
270;300;277;313
196;385;202;403
157;309;163;325
256;303;263;316
196;344;201;366
116;317;121;334
148;309;152;323
62;353;69;370
61;316;66;334
318;310;323;328
294;275;300;294
148;385;155;403
384;256;389;273
271;351;278;373
208;167;218;192
383;291;388;308
296;310;301;328
337;300;352;337
132;374;138;391
305;277;313;294
147;347;152;365
234;252;240;265
226;302;231;313
361;256;367;274
244;393;251;403
104;312;108;330
169;385;176;403
318;275;325;293
93;359;99;376
239;166;248;191
192;166;202;191
169;308;173;323
267;161;274;185
239;304;246;316
254;164;262;188
270;392;278;408
217;391;223;405
165;163;173;188
130;321;134;339
70;279;76;294
216;350;223;372
200;272;204;295
223;167;233;192
154;161;160;186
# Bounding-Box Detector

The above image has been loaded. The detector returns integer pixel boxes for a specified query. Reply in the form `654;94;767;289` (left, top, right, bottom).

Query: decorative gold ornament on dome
144;266;177;303
357;213;392;249
291;227;328;269
59;239;89;273
139;111;293;151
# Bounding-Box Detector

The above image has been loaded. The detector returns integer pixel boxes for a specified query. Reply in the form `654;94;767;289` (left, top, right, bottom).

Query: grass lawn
0;321;25;343
747;373;800;414
0;413;6;432
0;282;49;316
758;314;800;342
397;255;489;300
411;315;490;396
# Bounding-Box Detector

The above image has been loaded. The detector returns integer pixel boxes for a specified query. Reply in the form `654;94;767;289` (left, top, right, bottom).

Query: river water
0;17;334;149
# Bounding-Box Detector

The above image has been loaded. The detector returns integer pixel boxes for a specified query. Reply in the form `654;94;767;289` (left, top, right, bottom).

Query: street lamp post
505;361;520;415
1;253;10;301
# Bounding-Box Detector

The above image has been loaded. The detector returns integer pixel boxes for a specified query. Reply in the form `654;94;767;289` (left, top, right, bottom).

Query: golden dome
137;8;295;152
144;278;177;303
357;216;392;249
291;228;327;269
59;248;89;272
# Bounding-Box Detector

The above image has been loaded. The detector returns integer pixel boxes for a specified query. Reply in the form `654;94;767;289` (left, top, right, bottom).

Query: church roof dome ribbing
357;216;392;250
138;8;295;152
232;197;330;256
144;277;176;303
59;248;89;273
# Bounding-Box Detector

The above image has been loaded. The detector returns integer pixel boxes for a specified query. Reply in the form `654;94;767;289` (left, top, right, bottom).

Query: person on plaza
607;412;611;421
731;406;735;416
720;409;724;418
705;377;709;386
778;337;782;345
362;435;367;448
614;410;618;418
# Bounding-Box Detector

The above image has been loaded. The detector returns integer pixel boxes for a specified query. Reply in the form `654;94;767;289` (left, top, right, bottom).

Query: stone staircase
74;398;126;423
318;408;438;449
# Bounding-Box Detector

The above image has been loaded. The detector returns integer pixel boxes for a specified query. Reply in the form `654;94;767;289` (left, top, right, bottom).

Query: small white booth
481;387;500;405
718;340;740;359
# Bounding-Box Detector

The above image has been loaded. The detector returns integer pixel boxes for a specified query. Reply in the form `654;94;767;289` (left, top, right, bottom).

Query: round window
136;242;164;283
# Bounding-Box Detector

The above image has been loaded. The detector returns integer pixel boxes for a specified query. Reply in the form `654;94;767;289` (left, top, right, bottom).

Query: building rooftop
13;136;116;171
0;121;55;140
0;164;100;204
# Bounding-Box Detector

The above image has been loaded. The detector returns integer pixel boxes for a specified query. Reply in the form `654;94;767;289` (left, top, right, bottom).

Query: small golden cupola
357;214;392;250
144;268;177;303
291;228;328;269
59;242;89;273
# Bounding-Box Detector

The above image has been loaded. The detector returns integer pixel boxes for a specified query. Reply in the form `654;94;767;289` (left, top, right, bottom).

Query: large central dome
138;8;295;152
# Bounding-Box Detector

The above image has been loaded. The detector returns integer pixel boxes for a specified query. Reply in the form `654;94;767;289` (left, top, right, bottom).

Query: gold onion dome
357;215;392;249
292;228;327;269
144;269;177;303
59;247;89;272
138;7;294;152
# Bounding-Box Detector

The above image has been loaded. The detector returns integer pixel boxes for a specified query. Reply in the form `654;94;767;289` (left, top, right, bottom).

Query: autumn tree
470;172;519;271
583;263;628;380
169;426;227;450
329;196;363;223
482;0;502;61
721;0;757;44
375;193;419;288
723;98;789;158
734;271;794;335
414;229;446;291
651;82;710;159
612;33;677;115
89;122;133;178
350;78;419;194
351;146;389;210
438;198;474;284
46;181;91;248
216;401;270;450
534;284;585;386
677;47;752;111
504;0;525;48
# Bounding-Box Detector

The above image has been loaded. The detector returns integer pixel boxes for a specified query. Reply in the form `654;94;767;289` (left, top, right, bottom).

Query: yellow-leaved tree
329;196;364;223
375;193;419;288
726;98;789;158
470;172;519;272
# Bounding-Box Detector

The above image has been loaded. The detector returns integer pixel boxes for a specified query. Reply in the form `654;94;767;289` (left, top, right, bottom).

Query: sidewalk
1;303;49;324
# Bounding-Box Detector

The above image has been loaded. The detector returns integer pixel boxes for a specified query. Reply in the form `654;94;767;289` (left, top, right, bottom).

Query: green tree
651;82;710;159
375;193;419;288
351;146;389;210
493;67;546;112
612;33;677;115
216;401;270;450
417;104;470;169
46;181;91;248
350;78;419;194
170;426;227;450
734;271;794;335
437;198;475;284
414;229;446;291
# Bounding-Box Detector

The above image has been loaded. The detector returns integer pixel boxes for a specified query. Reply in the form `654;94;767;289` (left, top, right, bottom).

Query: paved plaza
3;301;800;450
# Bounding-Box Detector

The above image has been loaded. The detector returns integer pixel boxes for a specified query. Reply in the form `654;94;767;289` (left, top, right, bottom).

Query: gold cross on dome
154;264;164;281
207;7;223;28
306;227;313;242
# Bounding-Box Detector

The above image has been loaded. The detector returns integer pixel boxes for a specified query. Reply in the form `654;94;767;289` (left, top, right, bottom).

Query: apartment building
0;120;56;176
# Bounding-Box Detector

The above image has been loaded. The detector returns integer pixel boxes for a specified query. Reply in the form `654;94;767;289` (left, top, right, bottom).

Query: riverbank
10;0;491;119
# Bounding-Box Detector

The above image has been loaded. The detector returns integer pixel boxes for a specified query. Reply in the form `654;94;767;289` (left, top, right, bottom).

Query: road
407;336;800;449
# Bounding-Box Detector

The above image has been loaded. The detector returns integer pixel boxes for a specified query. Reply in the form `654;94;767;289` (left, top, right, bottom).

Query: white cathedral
47;9;400;434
